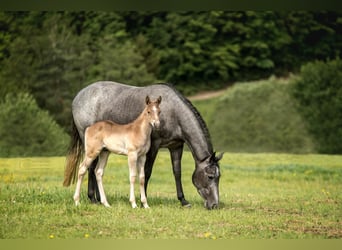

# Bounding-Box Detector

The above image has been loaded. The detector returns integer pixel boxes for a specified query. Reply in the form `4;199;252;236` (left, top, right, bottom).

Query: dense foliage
292;59;342;154
194;77;316;153
0;93;68;157
0;11;340;130
0;11;341;156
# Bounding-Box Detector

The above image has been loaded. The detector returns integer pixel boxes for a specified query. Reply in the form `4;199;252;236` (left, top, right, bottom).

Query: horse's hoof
75;201;80;206
88;197;98;204
182;202;191;208
181;199;191;208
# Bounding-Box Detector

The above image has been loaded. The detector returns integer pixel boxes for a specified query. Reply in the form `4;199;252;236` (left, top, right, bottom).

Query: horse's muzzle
205;201;219;210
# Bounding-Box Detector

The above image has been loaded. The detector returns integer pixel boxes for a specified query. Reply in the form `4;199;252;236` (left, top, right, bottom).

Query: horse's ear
210;152;224;163
145;96;151;105
209;152;216;163
215;152;224;161
157;96;162;104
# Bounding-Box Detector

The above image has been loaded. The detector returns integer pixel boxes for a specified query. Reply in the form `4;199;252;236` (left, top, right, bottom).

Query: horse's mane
160;83;213;152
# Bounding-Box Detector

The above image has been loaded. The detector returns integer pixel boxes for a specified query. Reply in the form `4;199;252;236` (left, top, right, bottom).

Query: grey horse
63;81;223;209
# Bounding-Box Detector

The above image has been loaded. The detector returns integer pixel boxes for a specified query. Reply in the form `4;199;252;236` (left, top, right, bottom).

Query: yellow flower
49;234;54;239
204;232;212;238
84;233;90;238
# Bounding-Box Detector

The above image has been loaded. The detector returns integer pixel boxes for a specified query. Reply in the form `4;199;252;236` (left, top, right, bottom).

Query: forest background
0;11;341;156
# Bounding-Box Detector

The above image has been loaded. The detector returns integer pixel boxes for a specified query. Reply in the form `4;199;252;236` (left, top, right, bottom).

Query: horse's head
192;152;223;210
145;95;162;129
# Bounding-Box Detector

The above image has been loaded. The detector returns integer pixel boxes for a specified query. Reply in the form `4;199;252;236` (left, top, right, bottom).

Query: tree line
0;11;341;156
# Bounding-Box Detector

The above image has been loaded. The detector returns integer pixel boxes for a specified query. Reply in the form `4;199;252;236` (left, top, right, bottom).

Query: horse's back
73;81;135;110
72;81;185;145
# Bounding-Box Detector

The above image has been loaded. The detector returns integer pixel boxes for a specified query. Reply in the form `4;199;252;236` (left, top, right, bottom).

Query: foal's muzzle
152;120;161;129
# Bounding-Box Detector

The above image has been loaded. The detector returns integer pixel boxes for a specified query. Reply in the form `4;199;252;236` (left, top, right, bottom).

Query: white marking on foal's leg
95;151;111;207
138;156;149;208
129;174;137;208
128;152;138;208
74;158;91;206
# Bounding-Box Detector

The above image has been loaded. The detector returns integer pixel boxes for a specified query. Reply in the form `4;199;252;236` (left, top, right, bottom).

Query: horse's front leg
138;155;149;208
169;144;191;207
95;151;111;207
144;142;160;196
128;152;138;208
88;157;101;203
74;156;93;206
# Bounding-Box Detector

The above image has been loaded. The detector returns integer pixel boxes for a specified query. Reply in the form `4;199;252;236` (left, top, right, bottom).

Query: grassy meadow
0;151;341;239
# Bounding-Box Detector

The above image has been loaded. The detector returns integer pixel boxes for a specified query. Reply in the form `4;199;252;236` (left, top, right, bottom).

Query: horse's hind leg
74;156;93;206
95;150;111;207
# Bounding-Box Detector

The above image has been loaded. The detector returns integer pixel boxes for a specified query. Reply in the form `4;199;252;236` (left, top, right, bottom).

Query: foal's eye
208;175;215;181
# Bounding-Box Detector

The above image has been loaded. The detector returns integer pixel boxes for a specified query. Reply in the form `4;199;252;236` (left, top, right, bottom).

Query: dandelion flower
204;232;212;238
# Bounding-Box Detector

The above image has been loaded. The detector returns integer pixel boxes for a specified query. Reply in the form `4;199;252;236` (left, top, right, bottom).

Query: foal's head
145;96;162;129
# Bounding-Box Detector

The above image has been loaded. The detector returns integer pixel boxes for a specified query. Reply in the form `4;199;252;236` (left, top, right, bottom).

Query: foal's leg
74;156;93;206
138;155;149;208
95;151;110;207
128;152;138;208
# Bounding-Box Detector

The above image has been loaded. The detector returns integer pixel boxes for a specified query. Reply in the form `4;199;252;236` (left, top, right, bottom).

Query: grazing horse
63;81;223;209
72;96;161;208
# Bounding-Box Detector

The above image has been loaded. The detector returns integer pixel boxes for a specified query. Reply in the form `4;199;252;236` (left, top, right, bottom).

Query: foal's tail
63;121;84;187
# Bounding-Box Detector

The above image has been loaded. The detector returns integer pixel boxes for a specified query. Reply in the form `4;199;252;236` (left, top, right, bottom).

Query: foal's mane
160;83;213;153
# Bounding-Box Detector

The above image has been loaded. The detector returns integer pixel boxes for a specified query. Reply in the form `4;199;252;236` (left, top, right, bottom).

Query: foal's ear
157;96;162;104
145;95;151;105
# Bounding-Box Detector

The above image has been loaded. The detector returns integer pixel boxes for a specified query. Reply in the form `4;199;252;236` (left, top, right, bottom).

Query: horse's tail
63;120;84;187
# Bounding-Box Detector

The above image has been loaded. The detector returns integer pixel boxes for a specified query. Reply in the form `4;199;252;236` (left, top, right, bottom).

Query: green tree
281;11;341;71
123;11;341;87
0;93;68;157
135;11;288;85
0;12;94;128
1;11;341;119
292;59;342;154
93;34;156;85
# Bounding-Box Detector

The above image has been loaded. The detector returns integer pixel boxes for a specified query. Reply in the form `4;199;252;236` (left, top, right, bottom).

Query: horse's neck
178;103;213;163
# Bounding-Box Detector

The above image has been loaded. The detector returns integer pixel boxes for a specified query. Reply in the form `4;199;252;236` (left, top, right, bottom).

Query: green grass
0;152;341;239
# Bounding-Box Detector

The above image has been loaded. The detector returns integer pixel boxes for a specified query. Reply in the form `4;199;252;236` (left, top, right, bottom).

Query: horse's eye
208;175;215;181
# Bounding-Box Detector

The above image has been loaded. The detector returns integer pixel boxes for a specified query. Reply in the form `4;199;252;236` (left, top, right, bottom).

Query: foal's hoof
75;201;80;206
103;202;111;208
